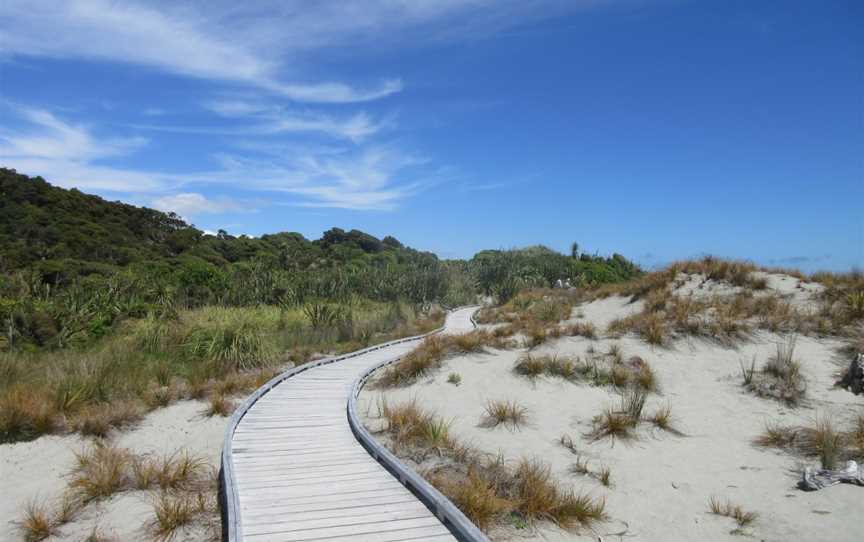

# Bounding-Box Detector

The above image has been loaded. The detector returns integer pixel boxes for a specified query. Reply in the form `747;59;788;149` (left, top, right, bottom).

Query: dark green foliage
0;169;639;351
472;245;640;301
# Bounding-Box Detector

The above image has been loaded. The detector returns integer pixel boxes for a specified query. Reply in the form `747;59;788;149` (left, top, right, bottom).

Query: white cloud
202;100;386;141
151;193;253;217
0;1;601;102
0;105;429;210
0;0;403;103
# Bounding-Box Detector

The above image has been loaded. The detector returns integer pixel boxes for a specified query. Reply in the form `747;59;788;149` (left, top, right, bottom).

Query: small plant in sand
755;414;863;470
19;500;57;542
379;331;512;387
447;372;462;386
708;496;758;528
482;399;529;429
744;336;806;406
647;402;683;435
587;389;683;442
204;392;234;417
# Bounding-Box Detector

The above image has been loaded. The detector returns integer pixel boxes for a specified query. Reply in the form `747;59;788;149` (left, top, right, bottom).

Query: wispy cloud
202;100;387;141
0;0;402;103
151;193;257;217
0;105;430;210
0;1;602;102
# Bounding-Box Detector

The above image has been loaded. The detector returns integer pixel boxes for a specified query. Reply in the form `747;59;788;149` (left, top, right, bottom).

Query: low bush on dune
375;400;606;533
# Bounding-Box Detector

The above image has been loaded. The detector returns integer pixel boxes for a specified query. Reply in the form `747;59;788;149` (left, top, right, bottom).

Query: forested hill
0;168;435;283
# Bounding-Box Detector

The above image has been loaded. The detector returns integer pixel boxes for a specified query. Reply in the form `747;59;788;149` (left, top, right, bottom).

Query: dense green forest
0;167;640;351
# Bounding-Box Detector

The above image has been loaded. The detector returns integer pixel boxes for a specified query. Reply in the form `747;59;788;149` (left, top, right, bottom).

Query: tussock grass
379;330;513;387
482;399;529;429
150;492;197;539
648;402;682;434
204;392;234;417
70;443;132;501
379;399;454;454
430;470;512;531
0;301;443;442
708;496;758;527
446;372;462;386
513;350;658;394
755;414;863;469
512;458;606;529
376;402;606;533
72;400;144;437
587;390;680;442
561;321;597;339
744;337;807;406
19;500;56;542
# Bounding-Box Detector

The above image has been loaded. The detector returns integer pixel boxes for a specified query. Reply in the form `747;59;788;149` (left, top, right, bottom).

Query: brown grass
72;400;144;437
70;443;132;501
149;491;197;539
708;496;758;527
512;458;606;529
378;331;513;387
482;399;529;429
648;402;682;434
430;470;512;531
745;337;807;406
19;500;56;542
376;400;605;533
755;414;862;469
204;392;234;417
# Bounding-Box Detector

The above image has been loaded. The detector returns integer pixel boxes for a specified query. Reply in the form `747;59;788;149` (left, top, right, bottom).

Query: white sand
360;276;861;541
0;400;227;541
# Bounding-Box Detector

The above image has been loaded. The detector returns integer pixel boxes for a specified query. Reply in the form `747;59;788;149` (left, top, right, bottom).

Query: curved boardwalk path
223;307;478;542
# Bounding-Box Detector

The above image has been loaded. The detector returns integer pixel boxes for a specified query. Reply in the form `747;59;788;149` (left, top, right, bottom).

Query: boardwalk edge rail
219;306;487;542
347;308;488;542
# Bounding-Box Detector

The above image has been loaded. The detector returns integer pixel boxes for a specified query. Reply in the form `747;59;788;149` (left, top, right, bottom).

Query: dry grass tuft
430;470;512;531
19;500;56;542
482;399;529;429
379;331;512;387
204;392;234;417
149;491;197;539
647;402;682;435
708;496;758;527
745;337;806;406
512;458;606;529
70;443;132;501
755;414;862;470
72;400;144;437
446;372;462;386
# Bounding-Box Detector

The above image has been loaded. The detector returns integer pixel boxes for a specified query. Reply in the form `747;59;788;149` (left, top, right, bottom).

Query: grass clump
482;399;529;429
447;372;462;386
755;414;863;469
18;501;57;542
744;337;806;406
379;330;512;387
708;496;758;528
431;470;512;531
70;443;132;501
374;401;606;534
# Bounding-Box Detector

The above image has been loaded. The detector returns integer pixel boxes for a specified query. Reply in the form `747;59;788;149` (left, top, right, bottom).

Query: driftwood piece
800;460;864;491
838;353;864;395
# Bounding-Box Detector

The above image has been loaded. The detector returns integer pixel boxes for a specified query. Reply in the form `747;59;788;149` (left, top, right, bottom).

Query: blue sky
0;1;861;271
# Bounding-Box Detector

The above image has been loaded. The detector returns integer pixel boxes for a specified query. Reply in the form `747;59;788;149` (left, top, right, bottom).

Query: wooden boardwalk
224;307;479;541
